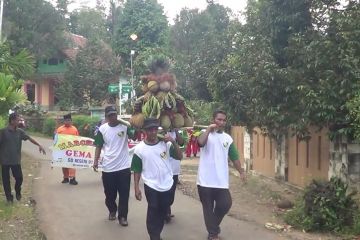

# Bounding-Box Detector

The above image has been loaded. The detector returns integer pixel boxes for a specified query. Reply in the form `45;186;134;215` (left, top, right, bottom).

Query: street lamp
130;49;135;99
0;0;4;40
129;33;138;99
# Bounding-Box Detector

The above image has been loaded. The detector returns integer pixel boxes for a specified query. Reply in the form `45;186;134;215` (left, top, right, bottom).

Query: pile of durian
129;56;194;130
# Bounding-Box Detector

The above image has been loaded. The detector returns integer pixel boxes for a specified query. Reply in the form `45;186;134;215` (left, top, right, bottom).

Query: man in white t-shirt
165;129;186;223
93;106;136;227
197;110;246;240
131;118;183;240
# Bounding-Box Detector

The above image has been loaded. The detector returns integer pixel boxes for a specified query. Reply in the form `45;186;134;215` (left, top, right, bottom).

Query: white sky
64;0;247;22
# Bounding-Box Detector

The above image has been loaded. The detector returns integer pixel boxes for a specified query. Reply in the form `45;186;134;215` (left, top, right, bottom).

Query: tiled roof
62;33;87;59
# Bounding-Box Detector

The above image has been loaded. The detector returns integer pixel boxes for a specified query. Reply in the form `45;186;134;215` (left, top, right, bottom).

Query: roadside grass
0;154;46;240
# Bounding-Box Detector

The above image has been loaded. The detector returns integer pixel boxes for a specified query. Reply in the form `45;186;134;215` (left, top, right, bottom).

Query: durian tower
129;56;194;130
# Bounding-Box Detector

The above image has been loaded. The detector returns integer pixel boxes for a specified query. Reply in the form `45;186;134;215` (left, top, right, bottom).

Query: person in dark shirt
0;113;46;202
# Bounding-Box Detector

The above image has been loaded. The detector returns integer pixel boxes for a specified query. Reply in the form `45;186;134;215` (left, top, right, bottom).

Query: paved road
23;137;280;240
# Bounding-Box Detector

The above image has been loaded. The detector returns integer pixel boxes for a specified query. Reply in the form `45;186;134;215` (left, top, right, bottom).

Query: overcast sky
64;0;247;22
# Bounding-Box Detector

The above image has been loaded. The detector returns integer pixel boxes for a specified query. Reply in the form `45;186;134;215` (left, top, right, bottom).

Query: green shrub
72;115;100;138
42;118;56;136
284;177;358;233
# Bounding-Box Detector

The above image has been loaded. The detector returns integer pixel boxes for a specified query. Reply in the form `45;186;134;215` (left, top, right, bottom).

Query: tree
107;0;125;40
112;0;169;66
3;0;66;58
170;3;234;100
69;7;109;41
292;1;360;139
57;39;121;109
0;42;35;115
209;0;313;140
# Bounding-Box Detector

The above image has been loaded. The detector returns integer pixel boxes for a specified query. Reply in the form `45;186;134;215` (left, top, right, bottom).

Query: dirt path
23;137;283;240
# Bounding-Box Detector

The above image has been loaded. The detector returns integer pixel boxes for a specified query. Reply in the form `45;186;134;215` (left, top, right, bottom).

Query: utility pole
0;0;4;41
119;77;122;115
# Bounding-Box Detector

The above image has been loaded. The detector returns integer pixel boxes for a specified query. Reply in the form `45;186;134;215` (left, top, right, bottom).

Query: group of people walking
0;107;246;240
92;106;245;240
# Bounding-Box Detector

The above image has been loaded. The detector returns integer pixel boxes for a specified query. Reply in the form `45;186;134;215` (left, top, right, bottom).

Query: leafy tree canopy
3;0;66;58
112;0;169;67
57;39;121;109
69;7;109;41
170;3;234;101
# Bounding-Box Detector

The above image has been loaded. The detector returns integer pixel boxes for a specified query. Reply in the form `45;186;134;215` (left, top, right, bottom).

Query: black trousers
1;164;23;200
197;185;232;237
167;175;179;215
102;168;131;219
144;184;172;240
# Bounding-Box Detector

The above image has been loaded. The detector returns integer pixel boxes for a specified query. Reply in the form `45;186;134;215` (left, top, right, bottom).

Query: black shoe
61;178;69;183
6;195;13;203
119;217;128;226
69;178;78;185
108;212;116;221
16;193;22;201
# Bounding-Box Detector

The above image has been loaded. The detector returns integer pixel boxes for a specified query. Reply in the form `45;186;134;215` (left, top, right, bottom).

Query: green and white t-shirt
131;141;178;192
94;123;132;172
197;131;239;189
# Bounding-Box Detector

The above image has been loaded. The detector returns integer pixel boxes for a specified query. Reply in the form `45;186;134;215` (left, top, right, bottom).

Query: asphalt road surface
23;137;280;240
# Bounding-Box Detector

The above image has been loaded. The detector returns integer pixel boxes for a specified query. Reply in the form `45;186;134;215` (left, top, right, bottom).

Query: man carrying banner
93;106;135;226
131;118;183;240
56;113;79;185
0;113;46;202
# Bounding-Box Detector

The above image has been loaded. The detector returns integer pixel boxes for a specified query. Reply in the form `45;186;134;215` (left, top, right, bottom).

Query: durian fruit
148;81;159;93
130;113;145;128
159;81;171;92
184;116;194;127
172;113;184;128
160;114;171;130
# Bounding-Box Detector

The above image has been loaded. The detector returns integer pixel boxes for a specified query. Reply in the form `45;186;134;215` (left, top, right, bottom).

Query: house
22;33;87;110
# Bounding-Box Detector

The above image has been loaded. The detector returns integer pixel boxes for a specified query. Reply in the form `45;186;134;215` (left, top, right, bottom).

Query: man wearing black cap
0;113;46;202
131;118;183;240
56;113;80;185
93;105;136;226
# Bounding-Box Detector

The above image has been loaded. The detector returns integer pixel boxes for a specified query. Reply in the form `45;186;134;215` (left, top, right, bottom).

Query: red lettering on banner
64;150;91;159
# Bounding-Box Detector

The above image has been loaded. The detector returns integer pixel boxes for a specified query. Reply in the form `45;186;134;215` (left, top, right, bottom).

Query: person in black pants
0;113;46;202
93;106;136;226
197;110;246;240
131;118;183;240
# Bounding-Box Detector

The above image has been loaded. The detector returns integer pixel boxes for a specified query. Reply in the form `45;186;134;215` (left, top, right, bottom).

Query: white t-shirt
169;131;181;175
134;141;174;192
197;131;233;189
98;123;130;172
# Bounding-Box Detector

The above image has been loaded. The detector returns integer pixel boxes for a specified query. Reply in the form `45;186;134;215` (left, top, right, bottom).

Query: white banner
51;134;135;170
